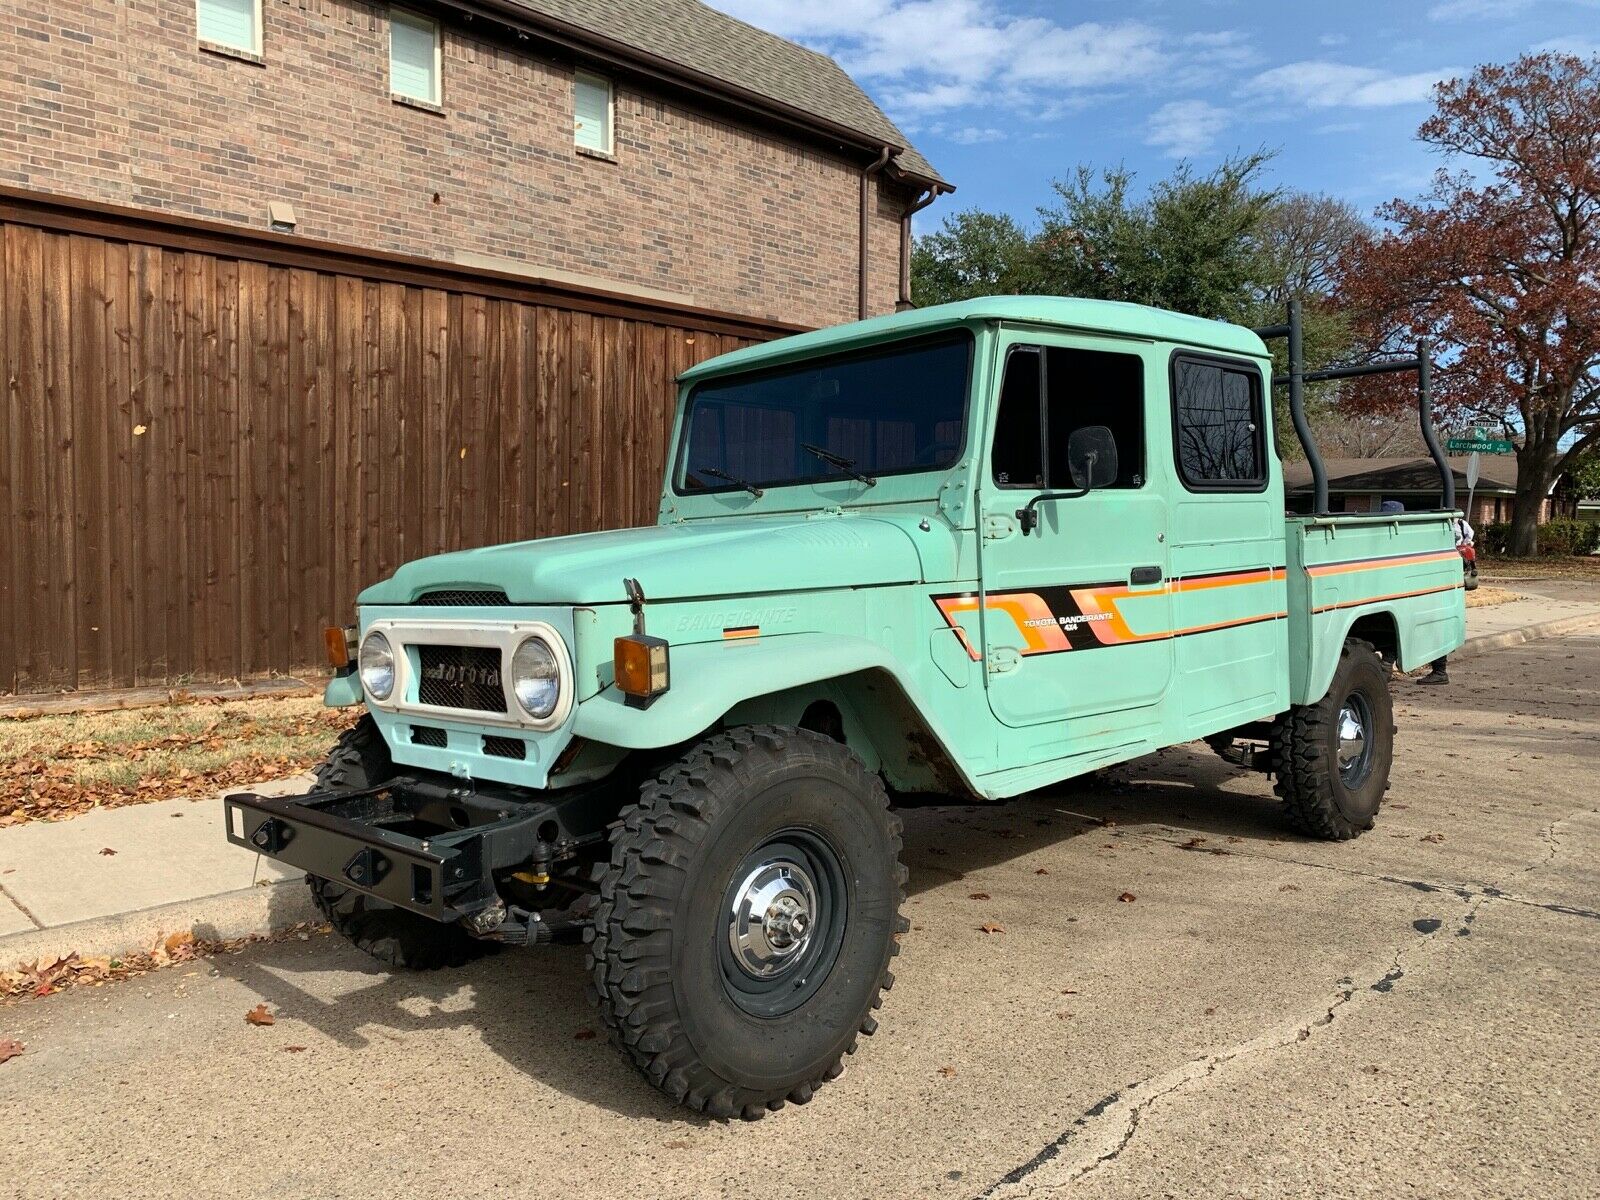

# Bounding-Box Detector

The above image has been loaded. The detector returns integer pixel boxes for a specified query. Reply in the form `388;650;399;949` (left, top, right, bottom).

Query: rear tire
587;725;906;1119
1270;639;1395;840
307;716;496;970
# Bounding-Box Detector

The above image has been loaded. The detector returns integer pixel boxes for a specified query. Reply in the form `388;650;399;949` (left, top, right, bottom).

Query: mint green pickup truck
226;296;1465;1118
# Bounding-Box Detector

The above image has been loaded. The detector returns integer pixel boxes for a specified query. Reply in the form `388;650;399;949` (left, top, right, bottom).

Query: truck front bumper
224;774;606;924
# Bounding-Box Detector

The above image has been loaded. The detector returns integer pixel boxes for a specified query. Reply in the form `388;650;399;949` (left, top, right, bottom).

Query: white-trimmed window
390;8;442;106
574;71;614;155
197;0;262;55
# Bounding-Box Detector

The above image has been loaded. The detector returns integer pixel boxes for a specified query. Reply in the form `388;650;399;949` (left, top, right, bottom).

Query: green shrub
1538;518;1600;556
1479;518;1598;556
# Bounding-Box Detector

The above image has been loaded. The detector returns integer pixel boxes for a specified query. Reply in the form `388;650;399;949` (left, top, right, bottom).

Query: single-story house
1283;456;1577;526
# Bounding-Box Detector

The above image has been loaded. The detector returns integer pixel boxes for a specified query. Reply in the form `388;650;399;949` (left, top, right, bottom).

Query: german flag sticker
722;625;760;640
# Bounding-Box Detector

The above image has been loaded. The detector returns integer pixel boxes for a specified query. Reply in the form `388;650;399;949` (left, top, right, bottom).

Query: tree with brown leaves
1339;53;1600;555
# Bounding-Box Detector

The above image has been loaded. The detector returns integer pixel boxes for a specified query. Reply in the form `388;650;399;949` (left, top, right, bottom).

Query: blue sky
709;0;1600;231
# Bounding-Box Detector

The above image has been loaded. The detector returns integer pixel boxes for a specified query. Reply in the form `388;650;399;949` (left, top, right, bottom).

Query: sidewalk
1456;586;1600;658
0;776;316;968
4;589;1599;972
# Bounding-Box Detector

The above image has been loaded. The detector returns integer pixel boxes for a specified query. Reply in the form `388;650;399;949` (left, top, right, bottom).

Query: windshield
675;333;972;495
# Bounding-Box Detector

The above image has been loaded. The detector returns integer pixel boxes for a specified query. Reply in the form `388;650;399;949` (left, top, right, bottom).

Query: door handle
1129;566;1163;585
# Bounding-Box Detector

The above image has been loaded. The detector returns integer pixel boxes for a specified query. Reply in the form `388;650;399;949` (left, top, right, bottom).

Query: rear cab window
1170;355;1267;492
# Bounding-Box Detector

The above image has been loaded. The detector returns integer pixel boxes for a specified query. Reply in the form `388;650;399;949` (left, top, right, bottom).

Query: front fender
572;633;903;749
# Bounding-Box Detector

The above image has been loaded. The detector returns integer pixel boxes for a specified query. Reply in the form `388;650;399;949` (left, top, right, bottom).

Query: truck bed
1285;512;1466;705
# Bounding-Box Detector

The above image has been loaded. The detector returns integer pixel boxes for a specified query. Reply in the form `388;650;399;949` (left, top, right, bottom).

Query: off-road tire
1270;639;1395;840
306;715;496;970
587;725;907;1120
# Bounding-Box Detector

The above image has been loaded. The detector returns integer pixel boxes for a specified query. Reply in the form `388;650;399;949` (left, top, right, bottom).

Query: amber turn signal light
614;634;670;701
324;625;357;669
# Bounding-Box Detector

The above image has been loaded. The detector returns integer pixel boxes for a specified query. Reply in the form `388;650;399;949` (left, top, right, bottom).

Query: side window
390;8;442;107
991;344;1144;488
574;71;614;155
1172;357;1265;490
197;0;262;55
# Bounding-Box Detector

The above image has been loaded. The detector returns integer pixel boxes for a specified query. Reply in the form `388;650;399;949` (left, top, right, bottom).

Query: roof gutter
896;182;951;310
858;146;893;319
434;0;947;189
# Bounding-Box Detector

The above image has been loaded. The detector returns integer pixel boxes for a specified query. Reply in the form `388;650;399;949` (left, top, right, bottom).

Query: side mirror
1067;426;1118;491
1014;426;1122;536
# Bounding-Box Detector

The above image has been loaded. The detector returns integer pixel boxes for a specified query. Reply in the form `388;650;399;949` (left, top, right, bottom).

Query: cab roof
679;296;1271;384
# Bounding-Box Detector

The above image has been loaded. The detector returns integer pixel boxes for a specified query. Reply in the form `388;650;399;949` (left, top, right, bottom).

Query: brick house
1283;457;1576;527
0;0;949;694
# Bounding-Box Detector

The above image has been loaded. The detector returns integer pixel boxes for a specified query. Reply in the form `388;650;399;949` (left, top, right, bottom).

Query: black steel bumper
224;776;594;924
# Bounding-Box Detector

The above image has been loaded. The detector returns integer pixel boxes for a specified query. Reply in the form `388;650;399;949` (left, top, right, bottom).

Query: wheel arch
722;668;971;797
569;633;975;797
1304;606;1403;702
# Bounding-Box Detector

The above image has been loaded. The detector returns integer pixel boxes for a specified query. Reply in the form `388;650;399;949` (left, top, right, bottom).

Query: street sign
1466;451;1480;490
1447;436;1514;454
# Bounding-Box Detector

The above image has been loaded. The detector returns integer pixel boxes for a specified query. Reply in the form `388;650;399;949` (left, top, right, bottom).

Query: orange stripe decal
933;566;1289;655
1306;551;1459;578
1312;582;1463;613
722;626;761;640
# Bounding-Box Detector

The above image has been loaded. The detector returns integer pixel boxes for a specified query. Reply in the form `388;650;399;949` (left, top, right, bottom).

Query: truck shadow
213;909;709;1122
212;741;1287;1120
901;742;1295;897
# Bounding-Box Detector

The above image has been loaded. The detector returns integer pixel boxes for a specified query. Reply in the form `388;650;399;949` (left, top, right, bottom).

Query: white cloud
1428;0;1600;17
1535;34;1600;55
1244;61;1464;108
709;1;1187;120
1145;99;1231;157
1427;0;1534;17
944;126;1006;145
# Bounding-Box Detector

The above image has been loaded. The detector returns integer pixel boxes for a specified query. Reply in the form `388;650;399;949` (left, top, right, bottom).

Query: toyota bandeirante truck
227;296;1466;1118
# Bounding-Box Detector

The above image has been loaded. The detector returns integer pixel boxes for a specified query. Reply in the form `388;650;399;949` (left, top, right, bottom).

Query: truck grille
415;645;506;713
413;589;510;607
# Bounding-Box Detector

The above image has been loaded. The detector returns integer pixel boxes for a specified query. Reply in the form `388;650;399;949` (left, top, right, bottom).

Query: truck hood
360;514;931;606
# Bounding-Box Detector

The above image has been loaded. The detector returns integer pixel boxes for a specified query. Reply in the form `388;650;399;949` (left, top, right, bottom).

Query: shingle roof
1283;456;1523;494
500;0;946;185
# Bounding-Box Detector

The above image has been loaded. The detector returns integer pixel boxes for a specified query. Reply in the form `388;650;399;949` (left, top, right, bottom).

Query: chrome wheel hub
1336;693;1373;784
727;860;818;979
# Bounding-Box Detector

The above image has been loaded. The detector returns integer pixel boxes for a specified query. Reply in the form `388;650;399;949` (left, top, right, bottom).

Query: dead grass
0;696;357;826
1480;554;1600;580
1465;586;1521;609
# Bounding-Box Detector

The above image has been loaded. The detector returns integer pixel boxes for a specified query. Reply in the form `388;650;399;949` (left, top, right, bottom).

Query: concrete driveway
3;635;1597;1199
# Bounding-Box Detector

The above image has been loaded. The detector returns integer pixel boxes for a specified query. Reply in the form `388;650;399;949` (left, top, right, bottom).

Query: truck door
1164;352;1289;735
967;335;1173;736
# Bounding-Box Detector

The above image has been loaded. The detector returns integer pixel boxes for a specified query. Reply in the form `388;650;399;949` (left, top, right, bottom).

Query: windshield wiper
699;466;764;498
801;443;876;487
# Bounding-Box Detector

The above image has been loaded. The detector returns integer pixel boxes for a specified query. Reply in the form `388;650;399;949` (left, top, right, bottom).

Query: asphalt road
4;635;1598;1200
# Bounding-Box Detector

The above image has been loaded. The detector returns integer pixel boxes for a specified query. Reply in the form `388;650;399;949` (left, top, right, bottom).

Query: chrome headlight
511;636;560;720
358;631;396;701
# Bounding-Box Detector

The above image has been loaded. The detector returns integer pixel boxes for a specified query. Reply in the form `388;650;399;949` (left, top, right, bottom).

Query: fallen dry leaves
0;704;357;827
978;921;1005;934
244;1004;275;1027
1118;892;1137;903
2;922;329;1003
967;891;991;901
0;1038;22;1063
937;1065;957;1079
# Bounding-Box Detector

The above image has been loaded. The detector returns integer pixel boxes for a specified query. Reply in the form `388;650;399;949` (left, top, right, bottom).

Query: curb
1455;611;1600;660
0;876;315;973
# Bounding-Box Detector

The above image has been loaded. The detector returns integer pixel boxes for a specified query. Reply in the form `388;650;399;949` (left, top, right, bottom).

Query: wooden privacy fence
0;189;795;695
